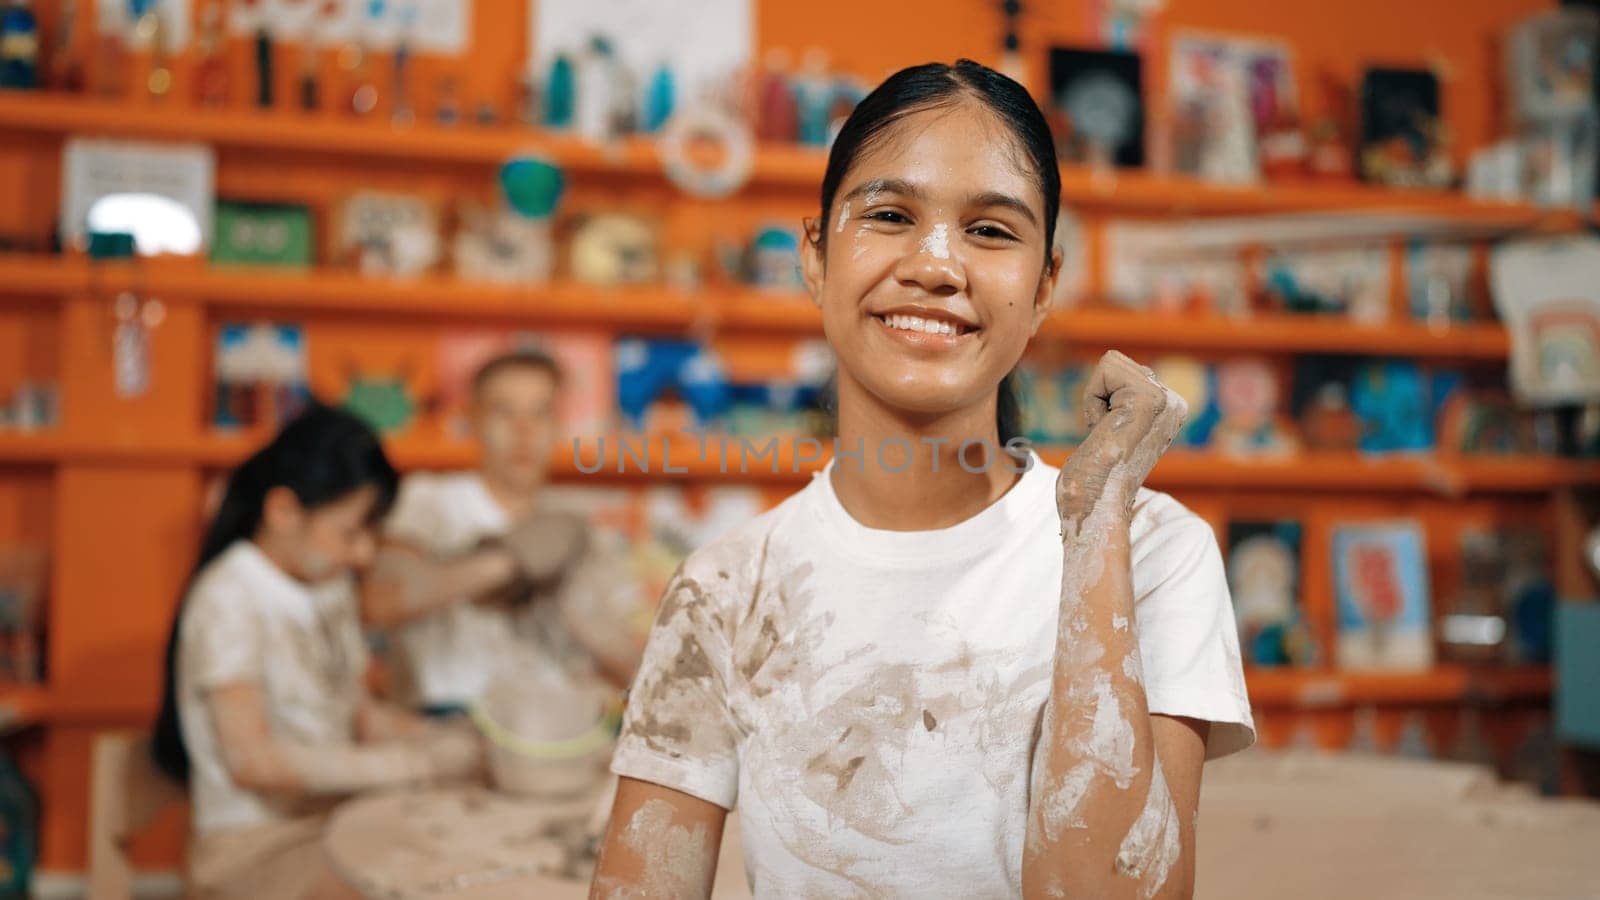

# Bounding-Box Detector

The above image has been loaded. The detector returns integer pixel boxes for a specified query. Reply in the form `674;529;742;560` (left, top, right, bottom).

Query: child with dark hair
151;402;484;900
361;348;639;717
591;60;1255;898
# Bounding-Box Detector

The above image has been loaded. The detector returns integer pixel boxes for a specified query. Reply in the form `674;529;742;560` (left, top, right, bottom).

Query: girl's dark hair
150;402;400;782
816;59;1061;445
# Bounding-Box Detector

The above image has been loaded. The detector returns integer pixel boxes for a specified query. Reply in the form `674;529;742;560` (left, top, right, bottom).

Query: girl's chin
865;380;996;420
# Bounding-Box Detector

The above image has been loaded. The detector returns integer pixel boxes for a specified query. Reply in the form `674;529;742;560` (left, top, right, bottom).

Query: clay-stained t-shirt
177;541;370;834
609;450;1256;896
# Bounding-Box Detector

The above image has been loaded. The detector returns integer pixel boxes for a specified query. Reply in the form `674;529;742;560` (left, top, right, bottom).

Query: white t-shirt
384;471;593;707
610;451;1256;896
177;541;370;834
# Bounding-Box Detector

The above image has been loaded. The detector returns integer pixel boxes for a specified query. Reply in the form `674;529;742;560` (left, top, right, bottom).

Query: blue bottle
0;0;40;90
643;63;674;133
544;53;575;130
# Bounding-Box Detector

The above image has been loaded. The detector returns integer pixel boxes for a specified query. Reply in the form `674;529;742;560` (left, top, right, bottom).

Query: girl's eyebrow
841;179;1038;227
842;177;921;204
968;191;1039;227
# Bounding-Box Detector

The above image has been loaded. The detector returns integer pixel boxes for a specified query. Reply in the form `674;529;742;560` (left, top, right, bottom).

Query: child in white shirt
151;404;483;900
592;60;1256;898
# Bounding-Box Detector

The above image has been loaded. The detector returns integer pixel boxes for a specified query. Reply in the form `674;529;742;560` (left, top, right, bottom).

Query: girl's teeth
884;314;959;336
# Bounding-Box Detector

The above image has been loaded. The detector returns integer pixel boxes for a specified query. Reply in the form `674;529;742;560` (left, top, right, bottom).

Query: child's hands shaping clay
496;510;591;584
1056;350;1188;524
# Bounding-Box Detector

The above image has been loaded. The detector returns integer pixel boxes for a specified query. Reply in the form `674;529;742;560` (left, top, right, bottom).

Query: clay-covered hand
1057;350;1188;523
497;510;591;584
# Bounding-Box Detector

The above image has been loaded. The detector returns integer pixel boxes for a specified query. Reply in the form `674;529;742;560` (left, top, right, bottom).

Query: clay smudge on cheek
920;222;950;260
609;798;712;899
835;200;850;234
851;224;871;261
1115;763;1181;899
1112;614;1129;632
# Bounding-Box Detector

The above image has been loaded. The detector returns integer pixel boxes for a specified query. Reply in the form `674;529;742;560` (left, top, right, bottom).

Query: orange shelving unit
3;430;1594;494
1243;664;1555;708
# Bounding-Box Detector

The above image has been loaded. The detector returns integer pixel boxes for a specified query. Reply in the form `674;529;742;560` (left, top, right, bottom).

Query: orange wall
0;0;1561;876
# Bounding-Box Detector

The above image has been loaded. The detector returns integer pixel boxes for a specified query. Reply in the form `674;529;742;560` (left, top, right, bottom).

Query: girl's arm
353;695;438;741
589;777;725;900
1022;350;1201;900
205;682;479;796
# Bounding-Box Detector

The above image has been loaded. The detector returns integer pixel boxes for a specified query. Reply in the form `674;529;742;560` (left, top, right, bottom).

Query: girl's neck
248;532;304;584
829;387;1023;532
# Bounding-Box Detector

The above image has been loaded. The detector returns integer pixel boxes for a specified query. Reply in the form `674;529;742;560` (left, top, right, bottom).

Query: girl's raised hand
1056;350;1188;525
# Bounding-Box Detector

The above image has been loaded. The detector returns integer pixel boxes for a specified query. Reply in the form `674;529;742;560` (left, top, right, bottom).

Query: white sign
1492;236;1600;406
530;0;752;105
232;0;470;53
97;0;193;51
60;139;215;255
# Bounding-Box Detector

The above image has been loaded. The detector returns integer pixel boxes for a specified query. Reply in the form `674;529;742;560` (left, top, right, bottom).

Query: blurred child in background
361;348;642;718
151;403;484;900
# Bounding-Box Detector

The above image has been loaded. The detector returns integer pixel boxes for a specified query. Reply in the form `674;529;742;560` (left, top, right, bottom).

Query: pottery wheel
323;786;603;899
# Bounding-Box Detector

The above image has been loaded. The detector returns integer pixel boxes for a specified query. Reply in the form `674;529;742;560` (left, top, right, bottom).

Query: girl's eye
866;210;910;224
970;225;1018;241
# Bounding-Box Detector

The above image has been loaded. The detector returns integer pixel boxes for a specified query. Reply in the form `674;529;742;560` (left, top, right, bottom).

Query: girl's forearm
1022;488;1181;899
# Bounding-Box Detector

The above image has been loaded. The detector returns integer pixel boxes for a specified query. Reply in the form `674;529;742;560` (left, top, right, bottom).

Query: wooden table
324;782;751;899
1195;750;1600;900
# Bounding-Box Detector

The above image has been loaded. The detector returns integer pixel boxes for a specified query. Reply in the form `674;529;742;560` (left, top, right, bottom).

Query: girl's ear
800;216;825;310
1030;244;1064;335
260;485;305;536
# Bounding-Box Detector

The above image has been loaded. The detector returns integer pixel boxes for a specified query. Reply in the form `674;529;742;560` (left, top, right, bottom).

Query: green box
211;201;314;268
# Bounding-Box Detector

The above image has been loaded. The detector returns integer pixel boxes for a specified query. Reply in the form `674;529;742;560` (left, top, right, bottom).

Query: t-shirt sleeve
609;557;742;810
383;474;441;548
181;582;267;692
1131;503;1257;760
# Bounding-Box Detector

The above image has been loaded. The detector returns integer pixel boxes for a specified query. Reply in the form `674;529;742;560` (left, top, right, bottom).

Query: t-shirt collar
806;449;1051;564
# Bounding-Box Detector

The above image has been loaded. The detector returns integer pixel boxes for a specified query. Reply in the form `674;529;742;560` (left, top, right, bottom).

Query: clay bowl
469;684;616;801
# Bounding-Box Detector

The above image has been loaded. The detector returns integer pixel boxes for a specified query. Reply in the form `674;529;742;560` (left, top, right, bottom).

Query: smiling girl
590;60;1255;899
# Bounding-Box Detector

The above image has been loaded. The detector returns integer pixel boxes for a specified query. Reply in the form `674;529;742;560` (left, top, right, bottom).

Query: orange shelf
0;255;1519;358
1042;308;1511;360
1245;665;1553;708
0;684;157;726
0;255;709;331
5;432;1596;494
0;684;47;731
2;92;1589;229
1057;166;1588;228
723;297;1515;359
0;90;829;184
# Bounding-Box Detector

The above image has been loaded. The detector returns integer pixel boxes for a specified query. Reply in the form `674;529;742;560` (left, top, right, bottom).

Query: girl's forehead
841;103;1041;205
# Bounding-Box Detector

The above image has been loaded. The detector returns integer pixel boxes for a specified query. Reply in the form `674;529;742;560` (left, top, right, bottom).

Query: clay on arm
589;777;725;900
205;682;479;796
1023;350;1203;900
359;539;519;629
